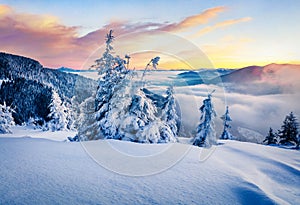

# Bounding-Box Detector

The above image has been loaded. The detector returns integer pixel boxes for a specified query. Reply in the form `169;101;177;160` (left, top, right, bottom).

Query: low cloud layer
175;85;300;142
141;68;300;142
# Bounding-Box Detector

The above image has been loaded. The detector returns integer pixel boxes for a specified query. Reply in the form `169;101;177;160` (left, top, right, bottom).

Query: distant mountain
262;63;300;75
207;63;300;95
177;69;234;85
177;71;199;78
57;67;97;73
216;63;300;84
57;67;78;72
198;68;234;78
177;71;204;85
176;63;300;89
220;65;262;83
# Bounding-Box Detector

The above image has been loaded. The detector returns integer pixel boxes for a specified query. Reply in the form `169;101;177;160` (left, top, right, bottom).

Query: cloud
158;64;300;142
0;5;81;67
173;81;300;142
216;17;252;27
200;35;256;68
162;6;226;31
193;17;252;37
0;4;12;15
0;4;249;69
0;5;164;68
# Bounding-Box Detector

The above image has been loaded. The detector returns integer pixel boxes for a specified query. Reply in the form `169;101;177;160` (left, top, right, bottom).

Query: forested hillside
0;52;97;125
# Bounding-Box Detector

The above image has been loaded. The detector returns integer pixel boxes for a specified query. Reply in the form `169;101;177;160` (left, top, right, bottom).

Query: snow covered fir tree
263;127;277;145
46;90;69;131
142;56;160;81
92;30;130;139
220;106;233;140
121;87;162;142
161;86;179;140
76;96;100;141
278;112;299;149
77;30;179;143
98;72;137;140
0;102;15;134
192;91;217;147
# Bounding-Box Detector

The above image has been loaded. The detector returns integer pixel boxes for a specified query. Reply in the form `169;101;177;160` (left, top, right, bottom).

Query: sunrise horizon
0;1;299;70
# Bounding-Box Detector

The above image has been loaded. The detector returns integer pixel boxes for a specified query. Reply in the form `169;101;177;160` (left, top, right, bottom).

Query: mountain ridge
0;52;97;124
219;63;300;84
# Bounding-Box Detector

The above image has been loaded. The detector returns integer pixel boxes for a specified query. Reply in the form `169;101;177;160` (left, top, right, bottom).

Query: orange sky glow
0;3;299;70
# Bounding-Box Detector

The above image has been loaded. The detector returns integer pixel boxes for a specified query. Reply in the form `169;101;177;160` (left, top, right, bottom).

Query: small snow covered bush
0;102;15;134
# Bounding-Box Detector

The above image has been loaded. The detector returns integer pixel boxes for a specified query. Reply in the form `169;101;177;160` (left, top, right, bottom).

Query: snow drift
0;135;299;204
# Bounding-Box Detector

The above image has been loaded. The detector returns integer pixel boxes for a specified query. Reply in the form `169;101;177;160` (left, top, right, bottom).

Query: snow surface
0;130;299;204
0;126;76;141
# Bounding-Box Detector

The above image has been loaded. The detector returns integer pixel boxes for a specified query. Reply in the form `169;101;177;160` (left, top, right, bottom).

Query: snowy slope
0;134;299;204
0;126;77;141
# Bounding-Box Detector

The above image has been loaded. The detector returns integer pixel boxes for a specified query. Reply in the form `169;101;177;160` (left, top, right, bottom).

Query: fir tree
64;100;76;130
46;90;68;131
93;30;129;139
192;91;217;147
125;54;131;70
161;86;179;140
96;57;177;143
69;96;80;130
100;72;135;140
0;102;15;134
27;117;44;129
77;96;100;141
142;56;160;81
0;78;52;125
278;112;299;147
121;88;159;142
263;127;277;145
80;31;176;143
220;106;233;140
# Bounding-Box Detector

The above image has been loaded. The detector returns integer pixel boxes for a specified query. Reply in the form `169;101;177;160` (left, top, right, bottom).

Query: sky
0;0;299;69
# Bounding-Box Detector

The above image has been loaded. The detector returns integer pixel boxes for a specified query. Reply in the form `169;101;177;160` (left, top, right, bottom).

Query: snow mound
0;126;76;141
0;135;299;204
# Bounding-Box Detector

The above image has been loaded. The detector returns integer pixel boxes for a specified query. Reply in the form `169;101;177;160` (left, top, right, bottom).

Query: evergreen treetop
263;127;277;145
220;106;233;140
192;91;217;147
278;112;299;147
0;102;15;134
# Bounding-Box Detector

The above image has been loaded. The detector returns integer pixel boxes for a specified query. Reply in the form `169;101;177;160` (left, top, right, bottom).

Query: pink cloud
194;17;252;37
0;5;170;69
0;5;244;69
162;6;226;31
